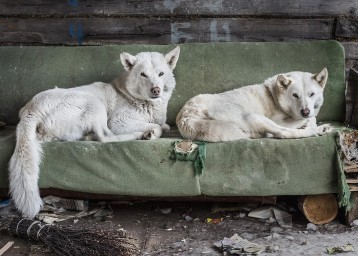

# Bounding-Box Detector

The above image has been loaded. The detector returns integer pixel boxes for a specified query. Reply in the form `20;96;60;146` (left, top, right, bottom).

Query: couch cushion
0;41;345;126
0;127;339;196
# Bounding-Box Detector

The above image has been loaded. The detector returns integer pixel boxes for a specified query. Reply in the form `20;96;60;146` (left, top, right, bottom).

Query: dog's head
273;68;328;120
120;47;180;101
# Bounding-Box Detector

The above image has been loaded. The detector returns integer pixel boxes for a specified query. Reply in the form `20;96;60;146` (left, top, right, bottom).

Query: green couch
0;41;347;201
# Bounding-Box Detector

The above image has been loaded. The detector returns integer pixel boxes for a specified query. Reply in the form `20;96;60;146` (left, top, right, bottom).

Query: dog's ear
120;52;138;71
276;74;291;89
165;46;180;71
313;68;328;88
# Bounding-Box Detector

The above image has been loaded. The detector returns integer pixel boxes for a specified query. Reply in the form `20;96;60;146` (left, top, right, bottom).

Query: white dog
177;68;330;142
9;47;180;218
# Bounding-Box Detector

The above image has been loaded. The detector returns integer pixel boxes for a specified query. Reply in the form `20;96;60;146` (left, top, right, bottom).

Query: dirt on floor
0;199;357;256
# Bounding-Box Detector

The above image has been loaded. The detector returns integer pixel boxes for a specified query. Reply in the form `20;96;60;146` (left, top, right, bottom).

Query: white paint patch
163;0;181;13
171;22;193;44
210;19;231;42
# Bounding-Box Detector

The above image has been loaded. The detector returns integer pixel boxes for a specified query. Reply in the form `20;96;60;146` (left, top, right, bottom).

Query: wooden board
0;0;357;17
336;18;358;39
0;17;334;45
341;42;358;59
345;192;358;224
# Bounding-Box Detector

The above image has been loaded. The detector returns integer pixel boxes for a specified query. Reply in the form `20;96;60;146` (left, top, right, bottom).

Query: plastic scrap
248;206;292;228
214;233;265;255
326;244;355;254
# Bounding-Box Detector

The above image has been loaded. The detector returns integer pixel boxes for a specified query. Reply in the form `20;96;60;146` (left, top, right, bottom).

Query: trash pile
37;195;113;224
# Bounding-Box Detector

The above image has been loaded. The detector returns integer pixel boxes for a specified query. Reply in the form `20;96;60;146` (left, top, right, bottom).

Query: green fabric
0;41;346;126
199;131;340;196
0;127;341;196
170;141;207;176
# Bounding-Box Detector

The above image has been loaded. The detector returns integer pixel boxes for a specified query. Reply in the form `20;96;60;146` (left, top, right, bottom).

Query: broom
1;217;138;256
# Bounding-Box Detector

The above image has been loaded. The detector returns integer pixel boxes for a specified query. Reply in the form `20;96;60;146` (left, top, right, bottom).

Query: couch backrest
0;41;345;126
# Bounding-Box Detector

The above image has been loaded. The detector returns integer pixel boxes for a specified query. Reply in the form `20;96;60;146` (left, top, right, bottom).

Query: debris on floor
37;196;113;224
213;233;266;255
206;217;223;224
211;203;259;214
0;241;14;256
326;243;355;254
0;199;18;217
0;198;11;208
248;205;292;228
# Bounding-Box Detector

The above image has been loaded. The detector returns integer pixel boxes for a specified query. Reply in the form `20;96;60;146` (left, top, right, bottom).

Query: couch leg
298;194;338;225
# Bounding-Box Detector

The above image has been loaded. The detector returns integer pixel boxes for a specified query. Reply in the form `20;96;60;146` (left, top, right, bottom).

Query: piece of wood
298;194;338;225
341;42;358;60
0;17;334;45
345;168;358;173
336;18;358;39
346;179;358;184
0;241;14;256
345;192;358;224
0;0;357;17
347;62;358;127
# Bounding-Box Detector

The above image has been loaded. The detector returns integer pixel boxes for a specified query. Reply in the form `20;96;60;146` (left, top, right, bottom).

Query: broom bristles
7;218;138;256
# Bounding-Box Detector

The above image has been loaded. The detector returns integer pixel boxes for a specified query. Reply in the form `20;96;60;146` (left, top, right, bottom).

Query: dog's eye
292;93;299;99
159;72;164;77
309;92;315;97
140;72;147;78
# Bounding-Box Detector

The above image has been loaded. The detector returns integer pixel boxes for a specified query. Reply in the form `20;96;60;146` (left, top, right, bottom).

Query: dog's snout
151;87;161;96
301;108;310;117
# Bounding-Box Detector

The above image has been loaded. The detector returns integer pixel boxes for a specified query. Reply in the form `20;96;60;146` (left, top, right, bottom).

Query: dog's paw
162;124;170;133
316;124;331;135
142;130;155;140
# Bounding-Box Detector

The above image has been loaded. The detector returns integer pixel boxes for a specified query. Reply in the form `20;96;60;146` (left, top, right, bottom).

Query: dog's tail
177;117;251;142
9;114;43;218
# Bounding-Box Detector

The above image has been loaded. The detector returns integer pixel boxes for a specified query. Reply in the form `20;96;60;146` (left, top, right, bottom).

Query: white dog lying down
9;47;180;218
177;68;330;142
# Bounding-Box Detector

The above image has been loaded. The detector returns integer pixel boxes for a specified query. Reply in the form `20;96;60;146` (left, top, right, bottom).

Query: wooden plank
345;167;358;173
341;42;358;59
347;179;358;184
336;18;358;39
349;187;358;192
0;0;357;17
0;17;334;45
345;164;358;170
346;192;358;224
348;62;358;127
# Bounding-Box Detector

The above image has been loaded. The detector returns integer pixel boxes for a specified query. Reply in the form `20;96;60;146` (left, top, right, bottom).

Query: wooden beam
336;18;358;39
0;17;334;45
0;0;357;17
346;192;358;224
346;179;358;184
341;42;358;59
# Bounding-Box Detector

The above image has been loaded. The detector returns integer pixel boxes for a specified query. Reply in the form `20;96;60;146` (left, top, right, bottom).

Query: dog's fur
9;47;180;218
177;68;330;142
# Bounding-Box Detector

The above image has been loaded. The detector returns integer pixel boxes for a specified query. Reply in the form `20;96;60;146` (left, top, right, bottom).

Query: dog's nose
151;87;161;96
301;108;310;117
